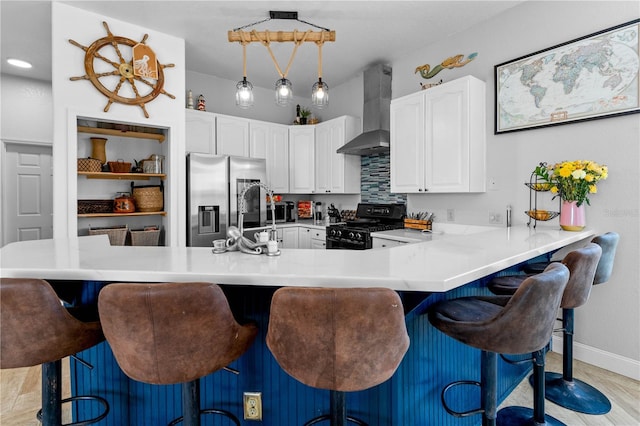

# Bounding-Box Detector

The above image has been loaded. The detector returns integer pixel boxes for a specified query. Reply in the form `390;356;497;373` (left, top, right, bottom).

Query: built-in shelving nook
72;114;171;246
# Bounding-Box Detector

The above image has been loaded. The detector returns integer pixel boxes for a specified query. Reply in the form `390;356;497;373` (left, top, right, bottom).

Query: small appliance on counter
285;201;295;222
267;203;286;223
326;203;406;250
314;201;323;222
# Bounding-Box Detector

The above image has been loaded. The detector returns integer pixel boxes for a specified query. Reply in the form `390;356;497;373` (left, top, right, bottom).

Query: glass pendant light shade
275;78;293;106
235;77;254;109
311;78;329;108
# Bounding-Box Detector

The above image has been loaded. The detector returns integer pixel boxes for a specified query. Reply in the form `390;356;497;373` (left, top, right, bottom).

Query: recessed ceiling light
7;58;32;69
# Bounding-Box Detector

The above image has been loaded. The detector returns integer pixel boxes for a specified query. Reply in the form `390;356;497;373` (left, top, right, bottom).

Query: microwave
267;204;286;223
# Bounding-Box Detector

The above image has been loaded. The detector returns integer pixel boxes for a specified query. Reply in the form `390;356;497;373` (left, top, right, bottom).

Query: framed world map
495;19;639;134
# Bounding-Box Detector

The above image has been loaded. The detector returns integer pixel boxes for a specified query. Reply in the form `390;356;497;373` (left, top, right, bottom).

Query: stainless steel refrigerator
187;153;267;247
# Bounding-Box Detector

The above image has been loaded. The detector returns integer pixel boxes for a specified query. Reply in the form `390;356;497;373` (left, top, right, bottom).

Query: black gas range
326;203;406;250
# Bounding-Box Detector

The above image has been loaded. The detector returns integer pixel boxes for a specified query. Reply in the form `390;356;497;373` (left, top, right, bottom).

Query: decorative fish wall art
415;52;478;80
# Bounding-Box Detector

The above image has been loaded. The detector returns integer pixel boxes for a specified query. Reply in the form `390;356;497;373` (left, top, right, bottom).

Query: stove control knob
348;232;355;240
354;232;362;241
336;230;342;238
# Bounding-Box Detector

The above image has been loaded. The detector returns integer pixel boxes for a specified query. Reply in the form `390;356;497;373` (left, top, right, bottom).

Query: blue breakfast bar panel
71;276;532;426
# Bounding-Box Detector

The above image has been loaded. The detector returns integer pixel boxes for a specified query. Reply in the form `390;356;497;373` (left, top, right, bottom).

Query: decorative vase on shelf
90;137;108;164
559;200;586;231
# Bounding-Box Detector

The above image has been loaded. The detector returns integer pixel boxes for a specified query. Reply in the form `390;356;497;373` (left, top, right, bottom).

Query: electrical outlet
243;392;262;421
489;211;503;224
447;209;455;222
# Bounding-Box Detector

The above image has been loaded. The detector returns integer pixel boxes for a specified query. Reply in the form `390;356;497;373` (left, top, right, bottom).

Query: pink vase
560;200;586;231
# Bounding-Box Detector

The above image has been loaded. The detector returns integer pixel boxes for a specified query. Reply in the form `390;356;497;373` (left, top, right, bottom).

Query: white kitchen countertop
371;223;496;244
0;225;594;292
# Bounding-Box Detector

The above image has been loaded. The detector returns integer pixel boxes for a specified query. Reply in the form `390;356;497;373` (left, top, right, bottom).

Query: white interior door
2;143;53;245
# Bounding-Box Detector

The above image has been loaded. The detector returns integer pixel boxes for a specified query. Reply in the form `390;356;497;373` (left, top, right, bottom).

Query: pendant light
228;12;335;107
311;41;329;108
275;78;293;106
235;41;254;108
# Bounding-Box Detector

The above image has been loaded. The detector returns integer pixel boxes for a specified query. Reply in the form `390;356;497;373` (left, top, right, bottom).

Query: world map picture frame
494;19;639;134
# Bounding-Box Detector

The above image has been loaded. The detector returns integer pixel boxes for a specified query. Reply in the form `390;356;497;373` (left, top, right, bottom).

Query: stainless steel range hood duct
337;64;392;155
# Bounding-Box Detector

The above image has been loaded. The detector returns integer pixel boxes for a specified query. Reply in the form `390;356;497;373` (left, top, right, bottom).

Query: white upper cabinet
314;116;361;193
216;115;250;157
391;76;486;193
289;126;316;194
390;93;425;193
185;109;215;154
250;121;289;193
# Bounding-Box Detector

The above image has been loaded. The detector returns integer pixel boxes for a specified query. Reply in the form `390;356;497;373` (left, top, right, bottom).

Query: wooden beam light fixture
228;11;335;108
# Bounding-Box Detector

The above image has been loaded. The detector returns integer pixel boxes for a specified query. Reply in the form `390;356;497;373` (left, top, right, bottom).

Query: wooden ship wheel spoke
69;21;175;118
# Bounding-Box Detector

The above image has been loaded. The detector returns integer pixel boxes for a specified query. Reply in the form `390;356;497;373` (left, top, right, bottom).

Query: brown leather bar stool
266;287;410;426
0;278;109;426
428;263;570;426
98;282;258;426
489;234;617;414
542;232;618;414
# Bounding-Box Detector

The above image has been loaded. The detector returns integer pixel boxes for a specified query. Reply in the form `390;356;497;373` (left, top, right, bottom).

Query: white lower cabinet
281;227;299;249
298;227;312;249
390;75;486;193
310;229;327;249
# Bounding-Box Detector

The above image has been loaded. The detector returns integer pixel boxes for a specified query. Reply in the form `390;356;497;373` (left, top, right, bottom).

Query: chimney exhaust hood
337;64;391;155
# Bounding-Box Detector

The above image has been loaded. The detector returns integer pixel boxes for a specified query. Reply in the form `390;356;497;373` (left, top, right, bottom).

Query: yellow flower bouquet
537;160;608;207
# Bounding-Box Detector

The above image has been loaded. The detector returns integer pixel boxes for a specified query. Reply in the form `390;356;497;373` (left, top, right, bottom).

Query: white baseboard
551;335;640;381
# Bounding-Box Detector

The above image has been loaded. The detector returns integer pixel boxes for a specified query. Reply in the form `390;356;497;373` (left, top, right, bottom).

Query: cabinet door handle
418;188;423;192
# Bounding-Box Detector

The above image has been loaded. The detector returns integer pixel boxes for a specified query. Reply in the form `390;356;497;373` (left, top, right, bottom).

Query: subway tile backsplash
360;153;407;204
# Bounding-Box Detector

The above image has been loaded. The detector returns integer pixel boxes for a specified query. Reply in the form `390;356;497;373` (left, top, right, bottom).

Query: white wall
392;1;639;372
0;74;53;144
51;3;186;246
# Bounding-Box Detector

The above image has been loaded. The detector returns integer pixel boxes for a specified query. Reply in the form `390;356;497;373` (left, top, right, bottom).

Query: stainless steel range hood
337;64;392;155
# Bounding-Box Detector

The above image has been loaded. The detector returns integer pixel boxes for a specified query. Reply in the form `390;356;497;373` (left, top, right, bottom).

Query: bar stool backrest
98;282;256;385
266;287;409;392
0;278;103;369
560;243;602;309
592;232;619;285
431;263;569;355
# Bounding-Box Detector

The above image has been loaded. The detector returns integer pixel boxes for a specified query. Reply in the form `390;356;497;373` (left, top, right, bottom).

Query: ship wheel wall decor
69;21;175;118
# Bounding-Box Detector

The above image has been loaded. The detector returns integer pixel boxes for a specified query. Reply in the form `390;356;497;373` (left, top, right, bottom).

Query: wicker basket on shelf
132;183;163;212
88;225;128;246
78;199;114;214
130;228;161;246
108;160;132;173
77;158;102;172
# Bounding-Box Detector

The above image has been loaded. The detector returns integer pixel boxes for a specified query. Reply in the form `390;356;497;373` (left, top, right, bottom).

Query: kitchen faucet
226;182;279;255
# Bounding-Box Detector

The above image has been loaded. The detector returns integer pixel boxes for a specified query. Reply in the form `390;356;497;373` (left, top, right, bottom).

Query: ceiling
1;1;524;90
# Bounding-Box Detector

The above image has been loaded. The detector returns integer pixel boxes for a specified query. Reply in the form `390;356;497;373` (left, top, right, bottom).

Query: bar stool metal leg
541;309;611;415
482;351;498;426
183;380;200;426
497;349;565;426
42;360;62;426
37;359;110;426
